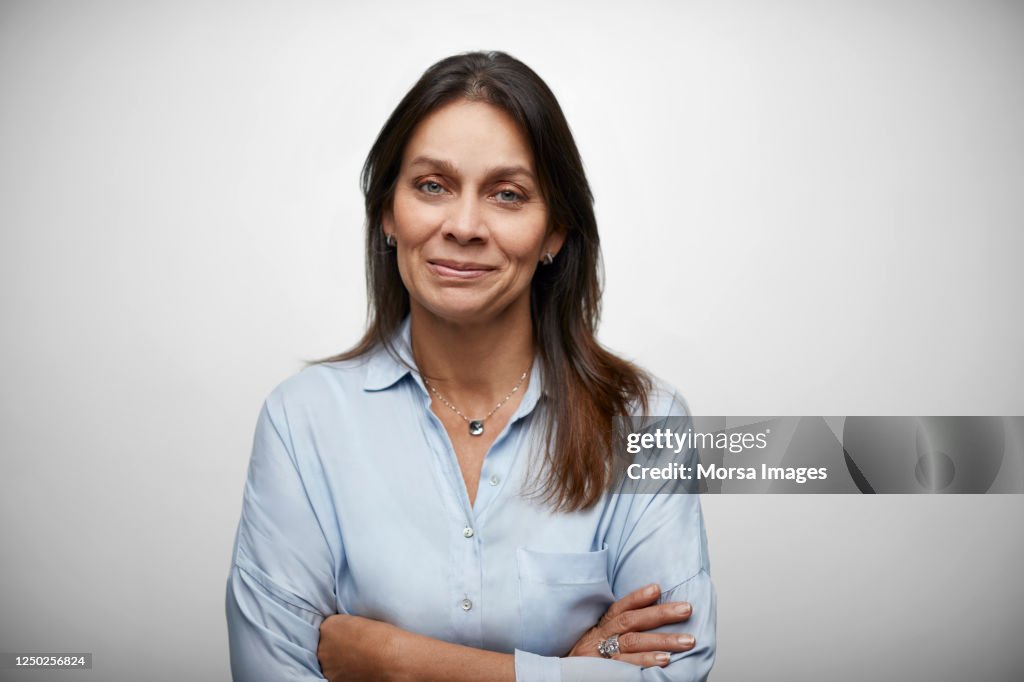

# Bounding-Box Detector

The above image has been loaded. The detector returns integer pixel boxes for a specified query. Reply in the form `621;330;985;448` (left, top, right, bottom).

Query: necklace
423;369;529;436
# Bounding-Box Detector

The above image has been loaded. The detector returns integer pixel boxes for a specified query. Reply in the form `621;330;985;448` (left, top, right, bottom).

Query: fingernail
655;653;670;663
674;603;692;616
647;584;660;596
678;635;695;647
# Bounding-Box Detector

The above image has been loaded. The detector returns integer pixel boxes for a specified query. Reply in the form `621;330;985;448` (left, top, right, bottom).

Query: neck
409;300;535;410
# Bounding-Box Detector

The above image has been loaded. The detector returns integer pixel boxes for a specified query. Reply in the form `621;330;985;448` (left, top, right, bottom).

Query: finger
617;632;695;655
616;652;672;668
606;601;692;634
599;583;662;624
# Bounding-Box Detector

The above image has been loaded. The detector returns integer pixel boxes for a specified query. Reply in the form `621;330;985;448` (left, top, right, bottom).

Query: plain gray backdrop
2;1;1022;680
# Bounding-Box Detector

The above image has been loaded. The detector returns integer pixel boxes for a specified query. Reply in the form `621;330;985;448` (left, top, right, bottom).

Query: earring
385;234;397;248
541;251;555;265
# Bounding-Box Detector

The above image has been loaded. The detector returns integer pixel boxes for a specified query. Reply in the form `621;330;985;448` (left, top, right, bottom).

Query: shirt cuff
514;649;561;682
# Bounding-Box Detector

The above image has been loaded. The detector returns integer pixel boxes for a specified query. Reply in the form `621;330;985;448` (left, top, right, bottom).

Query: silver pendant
468;420;484;436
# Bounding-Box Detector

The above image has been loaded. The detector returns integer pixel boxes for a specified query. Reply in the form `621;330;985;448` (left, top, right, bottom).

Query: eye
496;189;524;203
418;180;445;195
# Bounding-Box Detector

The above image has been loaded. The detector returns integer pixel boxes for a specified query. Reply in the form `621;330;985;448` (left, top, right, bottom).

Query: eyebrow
407;155;536;183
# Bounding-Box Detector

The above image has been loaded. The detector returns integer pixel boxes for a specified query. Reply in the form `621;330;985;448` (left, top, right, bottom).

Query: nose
442;193;487;245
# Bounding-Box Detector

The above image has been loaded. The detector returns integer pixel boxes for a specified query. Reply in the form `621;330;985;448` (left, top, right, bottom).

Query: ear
541;224;567;259
381;206;395;240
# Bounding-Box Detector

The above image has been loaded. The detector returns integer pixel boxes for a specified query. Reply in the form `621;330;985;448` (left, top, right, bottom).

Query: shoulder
631;371;692;419
262;354;375;420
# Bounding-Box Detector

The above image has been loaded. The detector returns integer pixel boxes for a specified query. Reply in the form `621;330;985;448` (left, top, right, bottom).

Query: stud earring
541;251;555;265
385;234;397;248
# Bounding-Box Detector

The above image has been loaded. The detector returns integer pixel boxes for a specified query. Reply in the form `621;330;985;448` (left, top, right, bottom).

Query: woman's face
384;99;564;327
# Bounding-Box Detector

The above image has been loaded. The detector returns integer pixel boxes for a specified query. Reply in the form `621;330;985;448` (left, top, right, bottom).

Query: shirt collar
362;315;417;392
362;315;546;418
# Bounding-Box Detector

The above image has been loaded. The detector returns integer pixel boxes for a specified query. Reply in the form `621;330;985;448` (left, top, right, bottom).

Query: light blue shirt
225;317;717;681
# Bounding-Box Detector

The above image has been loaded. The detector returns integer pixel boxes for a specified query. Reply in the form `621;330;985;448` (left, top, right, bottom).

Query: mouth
426;259;497;280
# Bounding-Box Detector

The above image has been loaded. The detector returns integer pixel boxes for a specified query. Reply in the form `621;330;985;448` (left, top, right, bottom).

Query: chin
424;305;493;326
414;292;505;326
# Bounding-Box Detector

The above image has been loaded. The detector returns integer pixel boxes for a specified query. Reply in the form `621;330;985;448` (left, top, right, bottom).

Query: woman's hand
567;583;696;668
318;613;402;682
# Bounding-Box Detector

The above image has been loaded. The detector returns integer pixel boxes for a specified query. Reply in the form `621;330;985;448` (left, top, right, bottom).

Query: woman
226;51;716;681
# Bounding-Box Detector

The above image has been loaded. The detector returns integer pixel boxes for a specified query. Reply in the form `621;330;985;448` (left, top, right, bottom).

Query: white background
2;1;1022;680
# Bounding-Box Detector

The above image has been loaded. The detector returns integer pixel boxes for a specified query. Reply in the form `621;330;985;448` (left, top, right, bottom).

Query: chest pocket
516;544;615;656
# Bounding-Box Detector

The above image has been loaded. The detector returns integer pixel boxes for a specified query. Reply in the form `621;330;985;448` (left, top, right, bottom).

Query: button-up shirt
225;317;716;681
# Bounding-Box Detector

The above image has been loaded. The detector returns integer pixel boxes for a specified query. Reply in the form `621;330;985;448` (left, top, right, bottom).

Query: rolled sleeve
225;395;337;681
227;564;325;680
514;649;562;682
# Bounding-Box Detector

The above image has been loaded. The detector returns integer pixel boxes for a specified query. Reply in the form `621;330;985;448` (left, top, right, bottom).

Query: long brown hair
311;51;651;511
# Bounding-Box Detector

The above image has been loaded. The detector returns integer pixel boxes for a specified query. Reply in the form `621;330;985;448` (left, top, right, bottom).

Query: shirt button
489;475;500;486
462;527;474;538
461;598;473;611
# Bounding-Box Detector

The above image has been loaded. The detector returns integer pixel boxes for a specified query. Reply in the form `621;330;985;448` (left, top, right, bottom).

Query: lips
427;259;496;280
